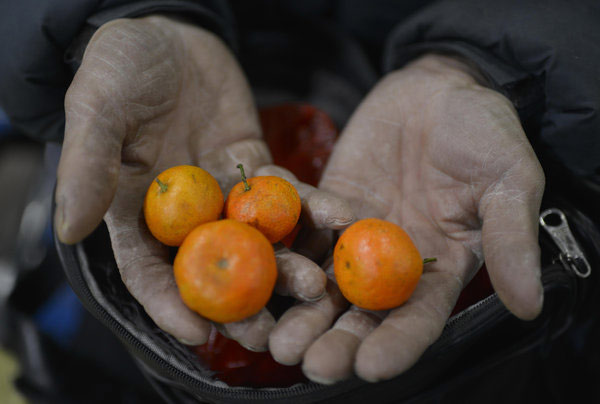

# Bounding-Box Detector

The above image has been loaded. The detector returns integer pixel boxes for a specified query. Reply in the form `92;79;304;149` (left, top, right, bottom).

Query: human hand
268;54;545;382
54;16;353;349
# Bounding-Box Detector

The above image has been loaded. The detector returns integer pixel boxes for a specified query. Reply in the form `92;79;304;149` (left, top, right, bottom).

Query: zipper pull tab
540;208;591;278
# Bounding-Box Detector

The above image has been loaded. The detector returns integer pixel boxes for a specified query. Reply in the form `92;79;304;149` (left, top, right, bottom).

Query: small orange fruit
143;165;223;247
224;164;301;243
174;219;277;323
334;218;433;311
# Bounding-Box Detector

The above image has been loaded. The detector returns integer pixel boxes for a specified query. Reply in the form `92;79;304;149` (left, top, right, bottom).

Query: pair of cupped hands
55;16;545;384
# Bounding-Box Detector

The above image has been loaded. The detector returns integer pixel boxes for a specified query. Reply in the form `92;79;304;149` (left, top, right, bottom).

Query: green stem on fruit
155;178;168;193
423;257;437;264
237;163;251;192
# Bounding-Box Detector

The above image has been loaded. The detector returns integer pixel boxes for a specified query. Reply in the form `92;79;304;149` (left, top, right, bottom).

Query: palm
322;65;543;291
105;16;268;200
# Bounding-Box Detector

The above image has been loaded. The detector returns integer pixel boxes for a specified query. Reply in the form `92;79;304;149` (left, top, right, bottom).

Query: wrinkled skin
54;16;354;349
269;54;546;383
56;15;545;383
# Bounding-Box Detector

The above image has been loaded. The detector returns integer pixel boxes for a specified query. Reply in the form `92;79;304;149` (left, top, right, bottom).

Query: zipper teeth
71;256;566;401
446;294;501;329
437;261;573;354
72;261;568;401
433;294;505;354
440;214;573;337
58;207;580;401
63;242;332;401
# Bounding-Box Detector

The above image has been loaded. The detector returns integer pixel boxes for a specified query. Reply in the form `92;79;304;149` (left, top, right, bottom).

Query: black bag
54;174;600;403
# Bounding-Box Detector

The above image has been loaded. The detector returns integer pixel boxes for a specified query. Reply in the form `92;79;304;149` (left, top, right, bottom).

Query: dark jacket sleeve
383;0;600;182
0;0;234;143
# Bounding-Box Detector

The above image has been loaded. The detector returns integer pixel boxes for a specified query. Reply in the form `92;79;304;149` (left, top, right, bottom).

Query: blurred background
0;109;162;404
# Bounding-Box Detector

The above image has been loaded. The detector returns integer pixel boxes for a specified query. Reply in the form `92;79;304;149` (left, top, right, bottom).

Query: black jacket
0;0;599;183
2;2;600;403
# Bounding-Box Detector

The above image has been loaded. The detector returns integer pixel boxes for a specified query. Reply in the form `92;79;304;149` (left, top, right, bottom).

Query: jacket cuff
379;0;600;181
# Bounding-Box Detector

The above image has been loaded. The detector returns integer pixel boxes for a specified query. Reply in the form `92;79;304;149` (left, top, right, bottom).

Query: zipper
539;208;592;278
58;238;335;403
436;207;590;352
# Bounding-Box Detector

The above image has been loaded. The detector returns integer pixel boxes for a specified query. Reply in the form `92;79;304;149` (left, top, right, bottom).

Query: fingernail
327;216;355;229
295;276;327;302
240;343;268;352
303;369;338;385
297;290;327;302
176;338;198;346
54;201;71;243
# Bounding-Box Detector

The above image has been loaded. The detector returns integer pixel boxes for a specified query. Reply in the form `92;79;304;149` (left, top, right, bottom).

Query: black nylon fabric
2;0;599;182
2;0;600;401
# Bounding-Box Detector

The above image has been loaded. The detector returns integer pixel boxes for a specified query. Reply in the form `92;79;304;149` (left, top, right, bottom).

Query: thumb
480;162;545;320
55;84;124;244
55;17;179;244
54;27;127;244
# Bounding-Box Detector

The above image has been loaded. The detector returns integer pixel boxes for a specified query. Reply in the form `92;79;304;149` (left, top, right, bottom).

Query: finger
480;163;545;320
354;270;462;382
55;57;125;244
105;202;211;345
217;308;275;352
273;244;327;301
269;279;349;365
302;307;384;384
255;165;355;230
